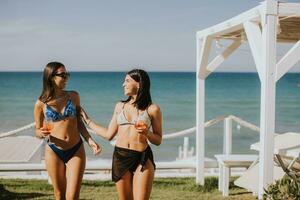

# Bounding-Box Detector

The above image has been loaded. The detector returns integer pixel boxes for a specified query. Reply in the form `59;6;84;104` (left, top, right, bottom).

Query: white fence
0;115;260;172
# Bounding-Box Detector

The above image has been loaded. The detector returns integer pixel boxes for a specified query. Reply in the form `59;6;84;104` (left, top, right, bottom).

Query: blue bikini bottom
47;138;83;164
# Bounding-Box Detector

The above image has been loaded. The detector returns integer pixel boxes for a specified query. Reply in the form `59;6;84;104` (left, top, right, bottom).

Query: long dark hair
39;62;65;103
122;69;152;110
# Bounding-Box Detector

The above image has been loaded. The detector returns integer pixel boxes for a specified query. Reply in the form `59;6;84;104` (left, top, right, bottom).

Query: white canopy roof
197;2;300;43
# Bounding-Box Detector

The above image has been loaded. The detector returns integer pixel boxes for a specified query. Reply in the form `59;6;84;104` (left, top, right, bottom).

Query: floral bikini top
45;98;77;122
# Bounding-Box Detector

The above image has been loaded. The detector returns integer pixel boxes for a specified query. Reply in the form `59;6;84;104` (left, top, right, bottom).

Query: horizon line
1;70;300;74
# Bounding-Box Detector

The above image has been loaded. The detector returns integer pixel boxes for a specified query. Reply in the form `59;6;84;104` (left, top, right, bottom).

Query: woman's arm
33;100;49;138
72;91;91;141
144;104;163;146
72;91;101;155
81;102;121;141
78;114;102;155
78;117;92;142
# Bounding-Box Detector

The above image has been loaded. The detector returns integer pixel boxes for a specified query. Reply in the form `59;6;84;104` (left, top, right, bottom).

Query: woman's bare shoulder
67;90;80;103
114;101;124;113
148;103;161;115
35;99;44;109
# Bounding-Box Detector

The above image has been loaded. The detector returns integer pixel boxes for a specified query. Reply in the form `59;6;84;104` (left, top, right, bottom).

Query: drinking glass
134;120;147;143
43;118;53;135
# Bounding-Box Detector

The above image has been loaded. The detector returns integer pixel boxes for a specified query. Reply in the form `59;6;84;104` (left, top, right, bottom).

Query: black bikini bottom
112;145;156;182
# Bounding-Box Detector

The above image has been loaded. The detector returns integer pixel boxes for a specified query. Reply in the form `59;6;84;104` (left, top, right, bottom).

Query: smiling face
52;66;69;90
122;74;139;96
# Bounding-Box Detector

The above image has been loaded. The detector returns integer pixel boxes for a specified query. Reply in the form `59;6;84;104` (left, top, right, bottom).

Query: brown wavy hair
39;62;65;103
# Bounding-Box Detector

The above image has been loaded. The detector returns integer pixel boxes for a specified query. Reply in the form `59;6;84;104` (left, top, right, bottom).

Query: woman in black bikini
81;69;162;200
34;62;101;200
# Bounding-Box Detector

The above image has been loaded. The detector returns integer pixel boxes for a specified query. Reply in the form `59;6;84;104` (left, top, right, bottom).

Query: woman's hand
135;122;149;135
88;138;102;155
40;127;51;138
80;107;91;125
136;127;149;135
135;121;149;135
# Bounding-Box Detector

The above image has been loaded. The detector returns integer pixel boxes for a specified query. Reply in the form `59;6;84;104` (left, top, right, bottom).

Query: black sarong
112;145;156;182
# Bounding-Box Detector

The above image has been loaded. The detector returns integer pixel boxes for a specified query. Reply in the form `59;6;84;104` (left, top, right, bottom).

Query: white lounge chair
235;132;300;195
234;162;285;195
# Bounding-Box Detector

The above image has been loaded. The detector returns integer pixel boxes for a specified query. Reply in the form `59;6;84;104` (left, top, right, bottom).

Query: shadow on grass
82;180;115;187
0;184;51;200
230;191;253;196
226;178;254;197
153;177;219;193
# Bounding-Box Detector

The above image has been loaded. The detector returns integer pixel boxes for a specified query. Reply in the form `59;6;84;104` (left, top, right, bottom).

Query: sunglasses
54;72;70;79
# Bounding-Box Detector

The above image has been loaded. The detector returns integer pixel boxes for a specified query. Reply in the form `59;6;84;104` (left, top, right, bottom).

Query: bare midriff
115;125;148;152
46;117;81;150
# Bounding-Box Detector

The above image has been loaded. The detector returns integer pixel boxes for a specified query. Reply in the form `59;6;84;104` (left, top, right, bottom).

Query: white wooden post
221;165;229;196
196;36;211;185
196;70;205;185
219;117;233;196
218;163;223;191
258;0;277;198
178;146;183;159
224;117;233;155
183;137;189;159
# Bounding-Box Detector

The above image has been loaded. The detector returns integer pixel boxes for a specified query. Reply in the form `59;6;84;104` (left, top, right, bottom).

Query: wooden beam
205;40;241;78
197;5;262;39
244;21;263;81
276;40;300;81
197;36;212;79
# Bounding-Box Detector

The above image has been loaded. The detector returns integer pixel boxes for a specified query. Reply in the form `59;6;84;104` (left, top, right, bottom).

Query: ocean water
1;72;300;161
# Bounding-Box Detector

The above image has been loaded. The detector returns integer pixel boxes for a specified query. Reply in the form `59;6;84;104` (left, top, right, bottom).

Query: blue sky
0;0;299;72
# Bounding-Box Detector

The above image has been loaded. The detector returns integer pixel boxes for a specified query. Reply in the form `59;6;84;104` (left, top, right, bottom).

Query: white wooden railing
0;115;260;172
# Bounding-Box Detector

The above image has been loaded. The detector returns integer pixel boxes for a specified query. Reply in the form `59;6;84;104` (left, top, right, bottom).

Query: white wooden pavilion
195;0;300;198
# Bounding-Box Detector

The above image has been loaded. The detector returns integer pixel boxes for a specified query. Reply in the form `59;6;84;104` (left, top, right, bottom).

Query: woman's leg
65;144;86;200
45;146;67;200
115;171;134;200
133;160;155;200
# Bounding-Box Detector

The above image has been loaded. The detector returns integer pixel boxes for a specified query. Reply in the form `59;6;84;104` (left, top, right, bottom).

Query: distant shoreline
1;71;300;74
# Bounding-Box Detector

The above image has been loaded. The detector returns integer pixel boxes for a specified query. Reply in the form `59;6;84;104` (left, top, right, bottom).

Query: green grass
0;177;257;200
